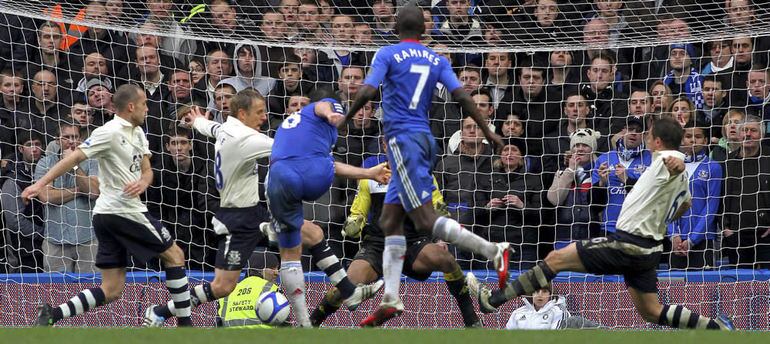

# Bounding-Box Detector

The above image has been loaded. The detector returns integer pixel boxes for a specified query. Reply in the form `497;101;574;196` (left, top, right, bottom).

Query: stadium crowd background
0;0;769;276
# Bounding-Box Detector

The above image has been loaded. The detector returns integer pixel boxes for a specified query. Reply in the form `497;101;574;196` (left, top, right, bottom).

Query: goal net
1;0;769;329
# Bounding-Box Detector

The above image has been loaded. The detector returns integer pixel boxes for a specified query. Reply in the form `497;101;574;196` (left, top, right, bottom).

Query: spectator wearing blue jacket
664;43;705;111
592;115;652;234
667;124;721;269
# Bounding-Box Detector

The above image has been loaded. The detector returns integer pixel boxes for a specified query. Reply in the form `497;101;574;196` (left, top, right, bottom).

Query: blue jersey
592;150;653;233
364;41;462;136
667;153;722;245
271;98;342;162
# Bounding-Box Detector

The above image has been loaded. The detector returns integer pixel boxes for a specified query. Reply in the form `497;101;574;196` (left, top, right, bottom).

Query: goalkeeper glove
435;201;450;218
341;214;365;238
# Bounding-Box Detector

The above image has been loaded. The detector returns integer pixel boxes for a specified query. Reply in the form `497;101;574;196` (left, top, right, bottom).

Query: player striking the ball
345;4;510;326
266;88;391;327
468;117;735;330
145;89;382;327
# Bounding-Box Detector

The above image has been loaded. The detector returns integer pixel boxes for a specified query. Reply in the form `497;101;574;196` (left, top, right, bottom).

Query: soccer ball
256;291;291;325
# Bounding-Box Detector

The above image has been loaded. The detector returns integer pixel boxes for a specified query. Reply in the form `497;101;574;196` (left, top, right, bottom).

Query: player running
266;88;391;327
144;89;383;327
345;5;509;326
468;117;735;330
309;141;481;327
23;85;194;327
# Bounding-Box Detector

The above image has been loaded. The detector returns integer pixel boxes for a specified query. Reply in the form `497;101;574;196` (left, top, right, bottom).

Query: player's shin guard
658;305;724;329
155;283;214;319
51;288;107;322
382;235;406;302
432;217;497;259
310;242;355;299
281;261;311;327
310;288;343;327
490;261;556;308
165;266;193;326
444;267;479;327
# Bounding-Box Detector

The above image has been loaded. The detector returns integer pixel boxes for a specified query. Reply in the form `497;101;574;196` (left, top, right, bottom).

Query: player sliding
345;4;510;327
144;89;383;327
266;88;391;327
310;138;481;327
468;117;735;330
23;85;194;327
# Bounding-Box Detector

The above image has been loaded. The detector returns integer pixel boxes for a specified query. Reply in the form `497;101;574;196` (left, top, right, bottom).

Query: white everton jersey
616;150;691;241
78;116;151;214
193;116;273;208
505;297;568;330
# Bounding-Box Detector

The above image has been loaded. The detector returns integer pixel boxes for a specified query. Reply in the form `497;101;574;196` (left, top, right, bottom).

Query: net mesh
0;0;769;329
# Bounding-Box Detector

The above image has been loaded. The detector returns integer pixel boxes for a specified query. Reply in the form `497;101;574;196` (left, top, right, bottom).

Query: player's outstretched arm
185;106;220;138
451;88;503;149
333;161;391;184
21;148;88;203
343;85;378;128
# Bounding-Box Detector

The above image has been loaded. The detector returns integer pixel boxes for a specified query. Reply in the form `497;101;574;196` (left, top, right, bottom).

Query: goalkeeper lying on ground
310;153;481;327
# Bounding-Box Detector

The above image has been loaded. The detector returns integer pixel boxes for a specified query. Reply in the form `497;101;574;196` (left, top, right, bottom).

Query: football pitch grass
0;328;765;344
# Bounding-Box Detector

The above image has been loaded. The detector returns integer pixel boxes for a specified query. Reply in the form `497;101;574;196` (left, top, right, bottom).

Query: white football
256;291;291;325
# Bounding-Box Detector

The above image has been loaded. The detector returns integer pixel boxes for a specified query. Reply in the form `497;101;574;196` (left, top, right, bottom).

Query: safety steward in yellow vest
217;273;281;328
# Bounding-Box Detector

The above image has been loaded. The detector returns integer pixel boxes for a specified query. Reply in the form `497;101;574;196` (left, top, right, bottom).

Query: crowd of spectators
0;0;769;273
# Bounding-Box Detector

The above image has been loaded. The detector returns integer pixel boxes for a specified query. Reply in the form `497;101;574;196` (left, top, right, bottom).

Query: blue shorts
266;157;334;248
384;132;438;212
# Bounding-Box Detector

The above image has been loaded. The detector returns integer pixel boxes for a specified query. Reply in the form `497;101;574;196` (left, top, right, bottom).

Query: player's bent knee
378;216;396;232
211;273;239;298
301;221;324;247
211;280;237;298
160;244;185;267
421;245;456;273
346;260;377;285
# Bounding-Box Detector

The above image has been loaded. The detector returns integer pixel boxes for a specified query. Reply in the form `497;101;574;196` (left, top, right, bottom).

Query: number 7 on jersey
408;64;430;110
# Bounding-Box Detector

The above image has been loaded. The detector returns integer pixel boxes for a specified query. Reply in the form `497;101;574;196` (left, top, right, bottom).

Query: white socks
280;261;311;327
382;235;406;302
432;216;497;259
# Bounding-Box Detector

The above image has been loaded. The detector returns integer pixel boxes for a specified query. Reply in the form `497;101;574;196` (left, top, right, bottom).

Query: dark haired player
346;4;510;326
468;117;735;330
266;88;390;327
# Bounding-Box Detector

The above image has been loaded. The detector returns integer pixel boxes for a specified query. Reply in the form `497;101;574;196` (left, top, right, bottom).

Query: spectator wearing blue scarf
592;116;652;234
667;125;722;269
664;43;705;111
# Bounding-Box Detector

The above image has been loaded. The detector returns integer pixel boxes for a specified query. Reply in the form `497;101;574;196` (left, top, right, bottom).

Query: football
256;291;291;325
